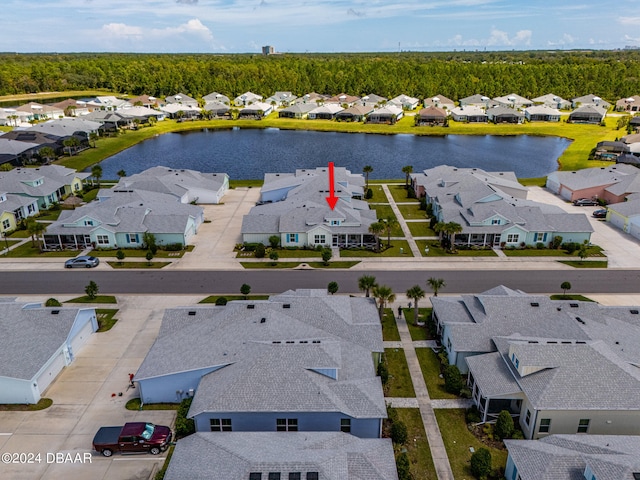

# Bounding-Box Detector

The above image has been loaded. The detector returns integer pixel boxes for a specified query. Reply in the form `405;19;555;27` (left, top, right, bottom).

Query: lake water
96;128;570;180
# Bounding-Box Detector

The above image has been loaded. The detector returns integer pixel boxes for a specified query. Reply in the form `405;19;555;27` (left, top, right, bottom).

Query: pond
95;128;570;180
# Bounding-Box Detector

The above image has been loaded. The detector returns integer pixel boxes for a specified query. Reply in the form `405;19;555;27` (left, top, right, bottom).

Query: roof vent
260;317;266;323
247;305;255;309
561;341;572;344
272;341;281;344
576;341;586;344
576;317;585;324
283;304;291;309
188;311;196;316
570;303;579;308
51;310;60;315
299;340;308;344
631;309;639;314
286;340;294;344
557;307;562;311
530;302;539;307
527;340;538;344
312;340;321;344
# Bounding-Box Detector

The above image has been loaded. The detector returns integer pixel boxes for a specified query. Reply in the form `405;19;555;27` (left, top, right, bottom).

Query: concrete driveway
0;295;201;480
527;186;640;268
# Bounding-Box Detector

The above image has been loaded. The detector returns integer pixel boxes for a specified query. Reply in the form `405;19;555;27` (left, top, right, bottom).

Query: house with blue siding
0;299;97;404
411;165;593;248
135;290;386;438
241;167;377;248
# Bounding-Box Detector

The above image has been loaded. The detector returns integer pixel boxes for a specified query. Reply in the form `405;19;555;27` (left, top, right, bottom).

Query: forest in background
1;50;640;102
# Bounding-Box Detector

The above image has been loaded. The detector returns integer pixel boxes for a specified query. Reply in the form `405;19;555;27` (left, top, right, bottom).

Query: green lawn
381;308;401;341
37;209;64;221
550;294;595;302
3;242;77;257
558;260;608;268
403;308;433;341
416;240;498;257
8;229;31;238
65;295;117;304
96;308;119;332
265;248;322;258
125;398;179;411
435;409;508;480
342;240;413;257
394;408;438;480
366;184;389;203
415;348;459;400
199;294;270;304
107;261;171;268
81;188;100;203
240;261;360;269
388;184;419;203
518;177;547;187
384;348;416;397
229;179;263;188
407;222;436;237
397;203;427;220
371;205;404;236
0;398;53;411
502;245;605;257
92;247;191;258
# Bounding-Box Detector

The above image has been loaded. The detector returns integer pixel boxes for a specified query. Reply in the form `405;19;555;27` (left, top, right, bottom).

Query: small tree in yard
377;360;389;385
561;281;572;298
143;232;158;254
443;364;464;395
391;421;408;445
145;250;154;265
269;250;279;265
396;452;411;480
85;280;99;300
495;410;515;440
268;235;280;249
116;249;125;265
470;447;492;480
240;283;251;299
254;243;265;258
327;281;339;295
578;243;588;262
321;247;332;265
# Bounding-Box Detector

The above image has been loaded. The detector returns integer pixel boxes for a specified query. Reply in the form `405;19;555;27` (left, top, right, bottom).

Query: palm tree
382;215;399;248
368;221;385;253
91;165;103;187
372;285;396;321
444;222;463;251
63;137;80;156
401;165;413;189
406;285;425;325
363;165;373;190
433;221;446;245
38;146;56;164
117;169;127;179
427;277;446;297
25;218;46;251
89;132;99;148
358;275;377;297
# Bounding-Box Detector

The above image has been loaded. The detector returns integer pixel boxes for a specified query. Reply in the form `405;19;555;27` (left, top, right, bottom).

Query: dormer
23;177;44;187
308;367;338;380
508;344;557;377
0;192;6;203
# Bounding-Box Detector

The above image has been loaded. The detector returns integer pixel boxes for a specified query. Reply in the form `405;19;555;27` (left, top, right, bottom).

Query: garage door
630;221;640;240
36;351;65;395
70;320;94;358
609;212;627;231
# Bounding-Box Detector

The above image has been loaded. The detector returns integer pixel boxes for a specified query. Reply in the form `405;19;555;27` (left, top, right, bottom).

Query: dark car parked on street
65;256;100;268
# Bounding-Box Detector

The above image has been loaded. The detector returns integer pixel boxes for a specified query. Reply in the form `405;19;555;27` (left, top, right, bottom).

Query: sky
2;0;640;54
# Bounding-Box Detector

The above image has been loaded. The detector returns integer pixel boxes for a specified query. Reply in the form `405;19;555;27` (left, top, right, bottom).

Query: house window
507;234;519;243
249;474;262;480
276;418;298;431
306;473;318;480
539;418;551;433
535;233;545;242
330;220;341;226
525;410;531;425
511;353;519;369
84;220;94;226
126;233;139;244
289;474;301;480
287;234;297;243
340;418;351;433
268;474;281;480
314;234;326;244
96;235;109;245
447;338;452;352
1;219;10;230
210;418;232;431
27;204;36;214
577;418;590;433
491;218;500;225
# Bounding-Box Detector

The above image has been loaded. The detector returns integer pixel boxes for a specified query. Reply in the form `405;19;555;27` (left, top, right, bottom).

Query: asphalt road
2;269;640;295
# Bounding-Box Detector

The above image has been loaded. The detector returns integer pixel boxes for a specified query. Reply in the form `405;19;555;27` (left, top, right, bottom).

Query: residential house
165;93;199;108
606;193;640;239
202;92;230;105
326;93;360;107
29;117;102;138
433;285;640;438
50;98;92;117
367;105;403;124
0;138;41;167
415;106;448;126
568;105;607;124
424;95;455;111
278;103;317;119
119;106;166;123
531;93;572;110
0;165;90;210
458;94;501;108
85;96;130;111
164;432;398;480
505;435;640;480
388;94;419;110
242;166;377;248
44;189;203;250
113;166;229;204
160;103;201;119
82;111;133;133
126;95;161;108
295;92;329;105
15;102;64;122
307;104;344;120
202;101;230;118
234;92;263;106
357;94;388;108
412;165;593;249
486;106;524;124
0;299;97;404
0;192;39;234
450;105;488;123
572;94;611;109
546;164;640;203
615;95;640;112
0;108;18;126
631;116;640;131
265;91;298;107
238;102;274;119
493;93;533;109
134;290;386;437
594;140;630;160
335;104;374;122
523;105;561;122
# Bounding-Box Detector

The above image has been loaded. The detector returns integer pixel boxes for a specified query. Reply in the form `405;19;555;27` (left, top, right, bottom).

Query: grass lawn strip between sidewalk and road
416;240;497;257
343;240;413;257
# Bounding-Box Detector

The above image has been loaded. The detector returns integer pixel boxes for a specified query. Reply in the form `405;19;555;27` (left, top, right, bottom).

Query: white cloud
618;16;640;26
101;18;213;42
624;34;640;44
102;23;143;37
547;33;575;46
444;28;531;48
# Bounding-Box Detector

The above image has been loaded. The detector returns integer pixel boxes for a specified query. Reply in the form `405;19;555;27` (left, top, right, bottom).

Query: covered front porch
333;233;377;248
454;233;501;247
43;233;92;251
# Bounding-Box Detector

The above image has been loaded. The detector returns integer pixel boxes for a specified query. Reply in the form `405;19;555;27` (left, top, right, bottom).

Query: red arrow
326;162;338;210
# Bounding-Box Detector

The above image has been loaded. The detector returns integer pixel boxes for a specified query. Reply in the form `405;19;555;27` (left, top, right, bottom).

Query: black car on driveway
592;209;608;218
573;198;599;206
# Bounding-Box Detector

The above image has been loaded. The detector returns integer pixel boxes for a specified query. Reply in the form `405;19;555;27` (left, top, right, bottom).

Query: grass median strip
240;261;360;269
199;295;270;303
107;261;171;269
559;260;608;268
343;240;413;257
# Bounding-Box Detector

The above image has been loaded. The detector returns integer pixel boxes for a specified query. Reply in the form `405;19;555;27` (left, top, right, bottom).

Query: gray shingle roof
165;432;398;480
549;164;640;192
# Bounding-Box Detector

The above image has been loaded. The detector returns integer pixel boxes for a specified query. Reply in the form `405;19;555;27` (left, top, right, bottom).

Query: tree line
1;50;640;102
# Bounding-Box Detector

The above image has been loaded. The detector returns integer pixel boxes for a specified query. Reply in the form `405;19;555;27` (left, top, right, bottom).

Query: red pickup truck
92;422;172;457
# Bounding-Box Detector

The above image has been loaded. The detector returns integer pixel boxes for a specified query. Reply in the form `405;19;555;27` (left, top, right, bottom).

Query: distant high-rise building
262;45;275;55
